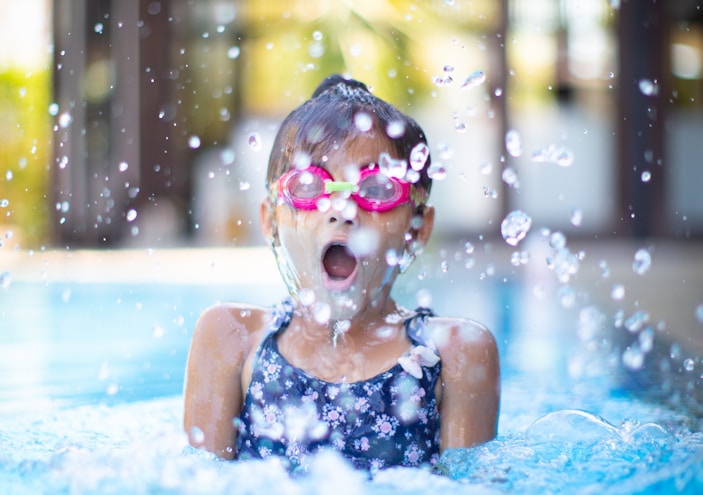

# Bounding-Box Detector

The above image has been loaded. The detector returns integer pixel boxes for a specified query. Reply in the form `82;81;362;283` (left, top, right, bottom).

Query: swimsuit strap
405;306;436;350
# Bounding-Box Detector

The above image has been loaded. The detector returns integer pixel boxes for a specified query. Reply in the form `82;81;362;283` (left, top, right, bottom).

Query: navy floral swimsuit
235;299;442;471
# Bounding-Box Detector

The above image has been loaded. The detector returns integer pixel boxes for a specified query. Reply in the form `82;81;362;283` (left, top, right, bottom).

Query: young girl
183;75;500;472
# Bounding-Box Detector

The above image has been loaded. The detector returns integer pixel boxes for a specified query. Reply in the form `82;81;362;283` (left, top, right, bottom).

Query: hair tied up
311;74;370;99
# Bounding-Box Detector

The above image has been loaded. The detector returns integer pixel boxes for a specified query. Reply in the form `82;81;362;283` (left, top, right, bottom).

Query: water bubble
0;271;11;289
247;132;262;151
94;22;104;34
312;30;323;41
386;120;406;138
464;242;475;254
505;130;522;157
639;327;654;353
684;358;695;372
501;210;532;246
227;46;241;59
461;70;486;90
599;260;610;278
638;78;658;96
453;119;467;133
126;209;138;222
48;102;59;116
118;161;129;172
0;199;9;208
549;231;567;249
641;170;651;182
611;284;625;300
510;250;530;266
188;135;201;149
632;248;652;275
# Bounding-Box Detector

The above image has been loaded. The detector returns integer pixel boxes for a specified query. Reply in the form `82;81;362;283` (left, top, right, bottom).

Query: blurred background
1;0;702;249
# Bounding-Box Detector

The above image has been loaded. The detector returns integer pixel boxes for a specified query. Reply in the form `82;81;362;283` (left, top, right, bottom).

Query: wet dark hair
266;74;432;200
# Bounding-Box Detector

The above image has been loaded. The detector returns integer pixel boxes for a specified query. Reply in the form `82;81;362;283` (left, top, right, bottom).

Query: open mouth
322;243;358;291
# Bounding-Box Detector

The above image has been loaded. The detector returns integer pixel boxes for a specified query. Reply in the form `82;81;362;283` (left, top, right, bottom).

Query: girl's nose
326;197;357;226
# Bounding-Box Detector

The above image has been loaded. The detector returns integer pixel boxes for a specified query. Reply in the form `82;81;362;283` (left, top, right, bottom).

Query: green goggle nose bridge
324;181;358;194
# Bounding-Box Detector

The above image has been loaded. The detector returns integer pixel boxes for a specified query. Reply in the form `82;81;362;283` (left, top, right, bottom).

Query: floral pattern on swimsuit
235;299;441;472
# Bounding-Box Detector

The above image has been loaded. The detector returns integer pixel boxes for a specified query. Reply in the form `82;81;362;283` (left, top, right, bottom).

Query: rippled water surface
1;278;702;494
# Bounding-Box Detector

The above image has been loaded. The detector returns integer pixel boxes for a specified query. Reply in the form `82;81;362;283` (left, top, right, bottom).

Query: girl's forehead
309;135;399;167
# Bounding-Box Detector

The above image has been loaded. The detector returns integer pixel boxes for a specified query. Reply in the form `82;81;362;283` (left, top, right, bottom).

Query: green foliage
0;69;51;247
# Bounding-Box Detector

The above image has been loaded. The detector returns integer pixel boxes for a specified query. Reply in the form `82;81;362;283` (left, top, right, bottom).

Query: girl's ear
260;198;275;243
415;205;435;247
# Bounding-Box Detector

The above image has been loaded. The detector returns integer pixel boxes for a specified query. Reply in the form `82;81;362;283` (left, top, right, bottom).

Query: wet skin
183;133;500;461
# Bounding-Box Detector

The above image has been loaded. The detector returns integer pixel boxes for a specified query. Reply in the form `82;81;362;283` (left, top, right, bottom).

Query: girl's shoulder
192;302;274;365
424;315;497;360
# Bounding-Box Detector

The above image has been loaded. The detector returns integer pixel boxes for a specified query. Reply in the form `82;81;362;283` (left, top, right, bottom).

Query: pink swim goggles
276;165;421;212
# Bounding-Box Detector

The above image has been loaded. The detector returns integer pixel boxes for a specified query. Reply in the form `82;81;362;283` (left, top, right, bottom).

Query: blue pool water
1;262;702;494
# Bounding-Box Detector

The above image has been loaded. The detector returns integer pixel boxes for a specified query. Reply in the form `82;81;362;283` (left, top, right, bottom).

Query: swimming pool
1;246;702;494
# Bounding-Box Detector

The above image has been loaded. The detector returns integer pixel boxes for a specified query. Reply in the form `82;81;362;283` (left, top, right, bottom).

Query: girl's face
260;135;434;324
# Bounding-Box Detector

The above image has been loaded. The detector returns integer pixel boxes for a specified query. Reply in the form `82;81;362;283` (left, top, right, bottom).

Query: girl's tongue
323;244;357;280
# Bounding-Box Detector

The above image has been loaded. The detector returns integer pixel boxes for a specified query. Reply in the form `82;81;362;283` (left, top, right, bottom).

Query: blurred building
18;0;703;246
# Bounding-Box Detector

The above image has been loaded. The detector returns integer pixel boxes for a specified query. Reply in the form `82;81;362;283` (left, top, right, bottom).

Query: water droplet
479;161;492;175
126;209;138;222
0;271;11;289
248;132;262;151
427;162;447;180
505;130;522;157
308;42;325;58
385;249;399;267
48;102;59;116
622;345;645;370
453;119;467;133
190;426;205;444
353;112;373;132
0;199;9;208
379;152;407;179
409;143;430;171
641;170;651;182
239;181;250;191
696;304;703;323
312;31;323;41
570;208;583;226
58;112;73;128
461;70;486;90
684;358;695;372
386;120;406;138
558;285;576;308
94;23;104;34
624;310;649;332
501;210;532;246
118;161;129;172
348;228;379;257
298;288;315;306
416;288;432;308
549;231;567;249
501;167;519;188
313;302;331;325
227;46;241;59
632;248;651;275
464;242;475;254
611;284;625;300
188;135;201;149
638;78;658;96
